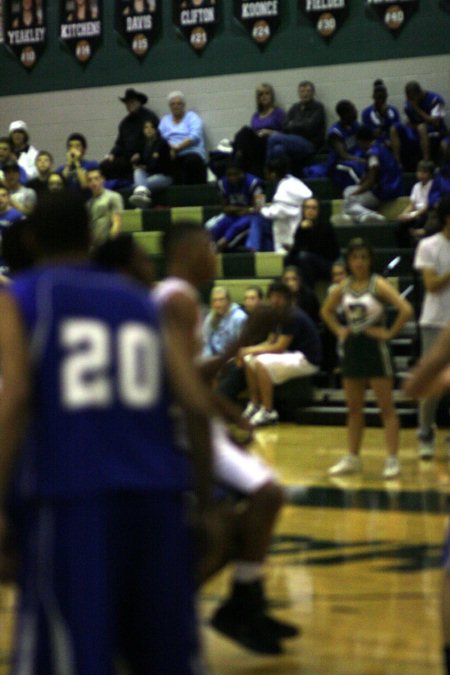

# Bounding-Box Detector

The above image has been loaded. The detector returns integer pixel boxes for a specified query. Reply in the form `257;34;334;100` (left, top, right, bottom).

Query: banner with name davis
299;0;348;41
115;0;161;60
233;0;281;48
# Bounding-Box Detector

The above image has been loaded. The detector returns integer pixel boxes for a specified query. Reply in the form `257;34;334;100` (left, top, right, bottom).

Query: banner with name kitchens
173;1;218;54
59;0;102;64
365;0;418;32
299;0;348;41
4;0;47;69
234;0;281;48
115;0;160;60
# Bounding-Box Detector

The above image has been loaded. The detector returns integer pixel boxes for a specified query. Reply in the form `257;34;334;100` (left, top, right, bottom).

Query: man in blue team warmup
0;191;210;674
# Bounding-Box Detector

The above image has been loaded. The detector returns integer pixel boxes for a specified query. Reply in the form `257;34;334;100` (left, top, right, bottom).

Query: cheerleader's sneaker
328;454;361;476
382;456;400;479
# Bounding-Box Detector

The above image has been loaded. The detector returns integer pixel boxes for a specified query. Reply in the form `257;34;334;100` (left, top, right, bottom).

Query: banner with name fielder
299;0;348;41
4;0;47;69
365;0;418;32
60;0;102;64
174;0;218;53
233;0;281;48
115;0;160;60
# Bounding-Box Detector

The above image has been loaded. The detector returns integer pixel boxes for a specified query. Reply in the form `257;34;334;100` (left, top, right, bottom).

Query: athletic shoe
418;440;435;460
262;614;300;639
328;454;361;476
129;186;152;208
250;407;279;427
358;212;387;224
210;602;282;654
242;401;259;419
382;456;400;479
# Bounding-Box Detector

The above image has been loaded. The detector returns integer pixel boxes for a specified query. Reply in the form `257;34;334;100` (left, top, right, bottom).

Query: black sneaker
262;614;300;639
210;602;283;655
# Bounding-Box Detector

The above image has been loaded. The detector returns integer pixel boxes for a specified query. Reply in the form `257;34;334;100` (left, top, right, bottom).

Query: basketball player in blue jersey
0;191;210;674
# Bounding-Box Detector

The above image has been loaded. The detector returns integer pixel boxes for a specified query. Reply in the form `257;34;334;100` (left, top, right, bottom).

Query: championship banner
365;0;418;33
4;0;47;69
60;0;102;64
115;0;161;60
233;0;281;48
299;0;348;41
173;0;218;54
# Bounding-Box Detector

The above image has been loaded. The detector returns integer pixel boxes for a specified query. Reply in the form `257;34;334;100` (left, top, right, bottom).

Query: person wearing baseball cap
8;120;39;180
101;88;159;186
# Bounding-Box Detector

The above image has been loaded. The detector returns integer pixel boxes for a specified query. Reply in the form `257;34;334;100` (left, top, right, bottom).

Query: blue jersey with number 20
9;263;190;499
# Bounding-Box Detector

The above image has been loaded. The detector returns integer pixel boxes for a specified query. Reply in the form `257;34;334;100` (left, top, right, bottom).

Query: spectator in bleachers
86;168;123;247
57;133;99;198
233;83;286;178
0;136;28;185
208;160;265;251
342;125;403;224
2;160;37;215
413;195;450;460
361;80;400;145
159;91;207;185
0;183;23;274
246;156;312;253
390;81;447;171
8;120;38;179
284;196;340;287
266;81;326;174
396;159;434;247
243;285;265;315
47;171;67;192
281;265;321;325
129;119;172;208
102;88;159;186
428;137;450;211
304;100;365;193
26;150;54;197
240;281;321;426
202;286;247;357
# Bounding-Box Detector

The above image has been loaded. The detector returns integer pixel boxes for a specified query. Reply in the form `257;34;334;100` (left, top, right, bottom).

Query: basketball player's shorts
211;420;276;495
243;351;318;385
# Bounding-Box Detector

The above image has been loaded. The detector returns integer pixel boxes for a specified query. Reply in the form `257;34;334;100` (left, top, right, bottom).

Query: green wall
0;1;448;97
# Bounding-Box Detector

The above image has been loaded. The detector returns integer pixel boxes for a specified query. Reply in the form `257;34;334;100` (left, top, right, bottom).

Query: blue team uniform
361;104;400;142
0;206;23;273
395;91;447;169
366;140;403;200
210;173;264;248
404;90;447;138
428;164;450;209
8;264;199;674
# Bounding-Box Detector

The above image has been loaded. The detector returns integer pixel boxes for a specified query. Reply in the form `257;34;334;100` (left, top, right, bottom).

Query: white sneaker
250;407;279;427
358;212;387;224
382;456;400;479
328;454;361;476
418;440;435;460
129;187;152;208
242;401;259;419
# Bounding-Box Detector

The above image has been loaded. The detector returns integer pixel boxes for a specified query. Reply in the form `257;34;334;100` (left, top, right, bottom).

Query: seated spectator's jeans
267;133;315;164
245;215;274;252
133;168;173;193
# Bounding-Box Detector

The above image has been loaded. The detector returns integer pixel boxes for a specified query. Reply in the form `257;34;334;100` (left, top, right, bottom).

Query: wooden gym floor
1;424;449;674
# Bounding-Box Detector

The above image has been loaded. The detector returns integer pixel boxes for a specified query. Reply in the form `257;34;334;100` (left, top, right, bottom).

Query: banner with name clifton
173;0;218;54
365;0;418;33
234;1;281;48
4;0;47;69
115;0;161;60
299;0;348;41
59;0;102;64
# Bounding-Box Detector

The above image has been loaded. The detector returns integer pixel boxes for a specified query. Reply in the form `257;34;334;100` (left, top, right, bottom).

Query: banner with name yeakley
4;0;47;69
365;0;418;33
299;0;348;41
173;0;218;54
59;0;102;64
233;0;281;48
115;0;161;60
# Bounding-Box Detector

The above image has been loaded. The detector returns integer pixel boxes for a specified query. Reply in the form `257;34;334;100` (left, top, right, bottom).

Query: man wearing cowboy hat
101;88;159;184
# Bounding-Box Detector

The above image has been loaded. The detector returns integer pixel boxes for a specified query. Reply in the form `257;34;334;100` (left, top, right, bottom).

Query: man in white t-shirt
413;195;450;458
